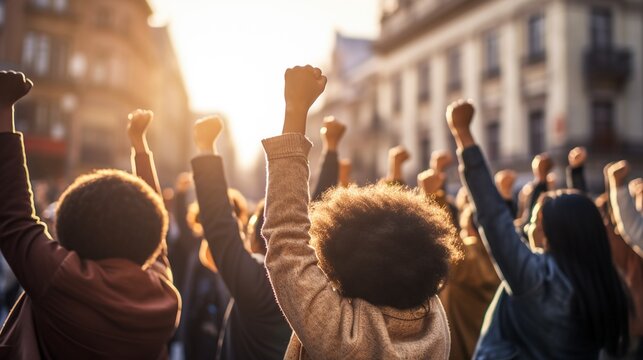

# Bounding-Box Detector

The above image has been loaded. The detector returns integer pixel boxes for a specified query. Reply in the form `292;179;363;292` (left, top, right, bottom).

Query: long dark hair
541;191;629;356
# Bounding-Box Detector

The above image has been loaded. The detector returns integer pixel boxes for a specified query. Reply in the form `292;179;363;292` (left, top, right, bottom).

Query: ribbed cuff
262;133;313;161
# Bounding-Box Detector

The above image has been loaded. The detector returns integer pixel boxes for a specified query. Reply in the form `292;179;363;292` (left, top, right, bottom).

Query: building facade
0;0;191;186
316;0;643;189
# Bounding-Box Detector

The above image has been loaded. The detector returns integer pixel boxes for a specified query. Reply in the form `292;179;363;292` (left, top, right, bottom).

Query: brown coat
0;133;180;359
261;134;450;360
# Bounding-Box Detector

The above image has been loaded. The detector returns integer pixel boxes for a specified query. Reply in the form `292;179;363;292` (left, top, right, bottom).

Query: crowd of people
0;67;641;359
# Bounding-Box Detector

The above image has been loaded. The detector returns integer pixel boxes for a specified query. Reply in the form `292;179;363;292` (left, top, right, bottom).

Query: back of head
55;169;167;265
309;183;460;309
541;191;629;356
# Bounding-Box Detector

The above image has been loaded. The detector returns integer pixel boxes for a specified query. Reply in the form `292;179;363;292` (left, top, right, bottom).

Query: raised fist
446;99;474;135
531;153;553;183
389;146;410;167
194;116;224;153
568;147;587;169
339;159;352;188
284;65;327;111
320;116;346;152
607;160;629;188
630;178;642;197
127;109;153;140
430;150;453;172
494;169;517;200
0;71;33;107
417;169;446;195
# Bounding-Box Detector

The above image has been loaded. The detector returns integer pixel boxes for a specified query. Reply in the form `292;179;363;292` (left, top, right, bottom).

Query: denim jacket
459;146;600;359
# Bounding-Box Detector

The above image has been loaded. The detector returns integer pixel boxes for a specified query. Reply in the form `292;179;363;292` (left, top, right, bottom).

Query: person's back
261;66;460;359
0;73;179;359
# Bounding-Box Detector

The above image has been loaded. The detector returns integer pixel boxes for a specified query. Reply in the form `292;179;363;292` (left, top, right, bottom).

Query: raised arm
311;116;345;201
566;147;587;193
262;66;362;357
385;146;410;185
495;170;517;218
191;116;278;315
128;109;161;195
608;161;643;257
126;109;171;278
0;71;69;299
447;100;544;296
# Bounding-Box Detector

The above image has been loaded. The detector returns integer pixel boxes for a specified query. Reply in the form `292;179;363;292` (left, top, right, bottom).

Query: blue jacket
460;146;600;359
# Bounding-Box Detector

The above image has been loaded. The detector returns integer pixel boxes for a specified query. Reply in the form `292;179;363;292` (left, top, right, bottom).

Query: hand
0;71;33;133
494;170;517;200
446;99;475;149
417;169;446;195
547;173;557;191
194;116;224;154
607;160;629;188
430;150;453;172
127;109;153;153
282;65;327;134
629;178;642;197
531;153;553;183
0;71;33;107
387;146;410;182
320;116;346;152
338;159;352;187
568;147;587;168
175;172;192;194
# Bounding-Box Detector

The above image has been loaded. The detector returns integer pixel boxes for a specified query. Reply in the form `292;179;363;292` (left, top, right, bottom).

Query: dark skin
0;71;33;133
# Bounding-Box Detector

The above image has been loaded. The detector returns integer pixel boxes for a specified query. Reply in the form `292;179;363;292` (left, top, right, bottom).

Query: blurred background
0;0;641;203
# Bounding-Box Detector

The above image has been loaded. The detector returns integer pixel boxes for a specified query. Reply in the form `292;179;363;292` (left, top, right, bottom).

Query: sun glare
148;0;379;168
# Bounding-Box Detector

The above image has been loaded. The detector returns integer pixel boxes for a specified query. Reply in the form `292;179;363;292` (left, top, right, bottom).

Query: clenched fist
446;99;475;149
568;147;587;169
320;116;346;152
607;160;629;188
531;153;553;183
0;71;33;107
430;150;453;173
495;170;517;200
282;65;327;134
194;116;224;154
418;169;446;195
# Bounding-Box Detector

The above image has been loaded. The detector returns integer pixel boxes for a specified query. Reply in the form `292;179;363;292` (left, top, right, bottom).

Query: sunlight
148;0;379;168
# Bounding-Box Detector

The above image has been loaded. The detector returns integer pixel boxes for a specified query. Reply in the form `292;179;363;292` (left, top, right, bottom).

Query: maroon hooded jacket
0;133;180;359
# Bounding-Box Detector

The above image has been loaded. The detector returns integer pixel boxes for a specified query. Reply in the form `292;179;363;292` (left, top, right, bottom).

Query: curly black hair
309;183;461;309
55;169;168;265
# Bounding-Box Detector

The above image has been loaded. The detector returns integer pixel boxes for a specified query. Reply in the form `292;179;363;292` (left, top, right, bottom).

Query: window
484;31;500;77
591;100;615;150
0;0;6;26
392;73;402;113
22;32;50;76
590;7;612;49
419;129;431;170
417;60;430;102
528;109;545;156
30;0;67;12
447;47;461;91
92;52;110;85
486;121;500;161
527;14;545;61
14;100;65;138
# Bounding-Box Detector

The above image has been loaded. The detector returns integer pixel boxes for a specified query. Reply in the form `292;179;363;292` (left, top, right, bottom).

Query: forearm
132;151;161;195
566;166;587;193
459;146;541;294
0;133;67;297
191;155;271;311
262;133;352;356
0;107;14;133
312;150;339;201
611;186;643;256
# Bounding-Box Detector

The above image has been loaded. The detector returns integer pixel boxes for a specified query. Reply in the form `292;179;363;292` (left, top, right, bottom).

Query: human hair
540;191;629;356
309;183;461;309
55;169;167;266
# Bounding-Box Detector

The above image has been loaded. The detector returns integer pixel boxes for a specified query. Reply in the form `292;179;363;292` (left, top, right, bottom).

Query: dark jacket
460;145;599;359
191;155;292;360
0;133;180;359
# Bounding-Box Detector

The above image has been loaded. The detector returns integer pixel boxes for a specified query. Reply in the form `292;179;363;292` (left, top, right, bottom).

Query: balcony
583;47;632;90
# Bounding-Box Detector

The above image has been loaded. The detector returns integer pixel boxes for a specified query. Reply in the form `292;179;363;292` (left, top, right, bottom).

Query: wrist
130;136;149;154
0;107;15;133
453;128;475;149
283;106;308;134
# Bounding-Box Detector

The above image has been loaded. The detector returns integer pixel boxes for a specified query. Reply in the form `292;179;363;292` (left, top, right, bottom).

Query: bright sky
148;0;380;168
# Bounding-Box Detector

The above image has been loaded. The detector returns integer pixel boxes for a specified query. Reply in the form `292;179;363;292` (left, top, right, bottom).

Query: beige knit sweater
261;133;451;360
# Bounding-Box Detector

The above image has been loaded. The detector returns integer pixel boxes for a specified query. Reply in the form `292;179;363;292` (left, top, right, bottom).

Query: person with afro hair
260;65;460;359
0;73;179;359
